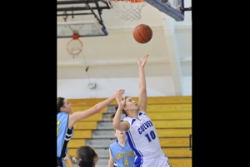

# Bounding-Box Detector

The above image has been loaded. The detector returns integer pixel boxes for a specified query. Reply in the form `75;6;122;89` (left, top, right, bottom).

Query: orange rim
72;33;79;40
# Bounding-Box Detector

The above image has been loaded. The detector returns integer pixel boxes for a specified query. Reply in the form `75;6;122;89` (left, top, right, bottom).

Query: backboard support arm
180;6;192;12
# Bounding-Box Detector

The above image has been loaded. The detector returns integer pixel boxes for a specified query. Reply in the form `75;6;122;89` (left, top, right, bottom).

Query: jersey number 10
145;130;156;142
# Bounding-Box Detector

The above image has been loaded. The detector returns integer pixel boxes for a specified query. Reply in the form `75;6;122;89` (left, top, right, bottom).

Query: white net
108;0;147;21
67;39;83;56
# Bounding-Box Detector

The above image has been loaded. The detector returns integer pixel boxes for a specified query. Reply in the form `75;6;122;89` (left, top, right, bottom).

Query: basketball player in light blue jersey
108;127;135;167
111;54;172;167
57;89;124;167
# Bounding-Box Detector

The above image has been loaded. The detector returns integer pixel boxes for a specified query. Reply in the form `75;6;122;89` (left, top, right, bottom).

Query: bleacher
65;96;192;167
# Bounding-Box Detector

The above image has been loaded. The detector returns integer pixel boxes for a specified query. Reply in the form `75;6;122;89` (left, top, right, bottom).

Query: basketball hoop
107;0;147;21
66;29;83;56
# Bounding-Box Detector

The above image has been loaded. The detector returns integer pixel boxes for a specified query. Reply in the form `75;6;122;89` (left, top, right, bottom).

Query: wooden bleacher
65;96;192;167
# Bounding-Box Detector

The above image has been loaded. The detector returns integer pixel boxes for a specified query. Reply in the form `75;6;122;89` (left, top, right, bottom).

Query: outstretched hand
137;54;149;68
114;89;125;108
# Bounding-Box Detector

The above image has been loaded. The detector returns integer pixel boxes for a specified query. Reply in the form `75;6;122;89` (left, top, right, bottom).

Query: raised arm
112;90;130;131
68;89;124;129
137;54;149;113
108;148;115;167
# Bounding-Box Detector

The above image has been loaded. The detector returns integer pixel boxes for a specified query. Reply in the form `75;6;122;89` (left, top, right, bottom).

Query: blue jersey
123;111;166;166
110;139;135;167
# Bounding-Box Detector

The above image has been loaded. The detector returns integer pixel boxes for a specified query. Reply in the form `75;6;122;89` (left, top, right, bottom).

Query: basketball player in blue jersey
57;89;124;167
108;127;135;167
111;54;172;167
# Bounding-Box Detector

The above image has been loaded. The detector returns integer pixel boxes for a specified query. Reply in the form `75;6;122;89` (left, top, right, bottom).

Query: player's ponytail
109;113;116;120
109;105;128;121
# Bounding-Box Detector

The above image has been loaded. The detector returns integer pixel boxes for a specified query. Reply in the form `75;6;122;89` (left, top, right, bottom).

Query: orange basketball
133;24;153;44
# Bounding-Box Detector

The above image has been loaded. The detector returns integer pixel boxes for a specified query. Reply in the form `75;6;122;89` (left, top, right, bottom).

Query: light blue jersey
110;139;135;167
57;112;74;167
57;112;69;158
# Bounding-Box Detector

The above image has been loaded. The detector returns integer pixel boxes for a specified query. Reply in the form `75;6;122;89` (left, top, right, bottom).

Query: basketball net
107;0;147;21
67;26;84;58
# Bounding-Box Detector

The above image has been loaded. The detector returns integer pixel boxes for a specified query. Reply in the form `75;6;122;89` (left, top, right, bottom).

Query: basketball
133;24;153;44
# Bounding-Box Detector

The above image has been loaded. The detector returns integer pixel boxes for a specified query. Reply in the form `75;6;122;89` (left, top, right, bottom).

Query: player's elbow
113;122;119;130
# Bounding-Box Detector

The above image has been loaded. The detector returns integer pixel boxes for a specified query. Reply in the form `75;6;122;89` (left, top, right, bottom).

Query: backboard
145;0;187;21
57;20;108;38
57;0;110;38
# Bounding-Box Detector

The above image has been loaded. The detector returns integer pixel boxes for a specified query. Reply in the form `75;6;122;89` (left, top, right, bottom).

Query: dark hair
77;146;97;167
57;97;65;114
109;96;130;120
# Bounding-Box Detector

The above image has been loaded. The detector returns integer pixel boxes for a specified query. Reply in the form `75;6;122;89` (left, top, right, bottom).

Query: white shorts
134;154;171;167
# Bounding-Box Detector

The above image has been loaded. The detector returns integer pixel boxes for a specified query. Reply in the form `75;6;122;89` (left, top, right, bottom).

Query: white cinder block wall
57;76;191;98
